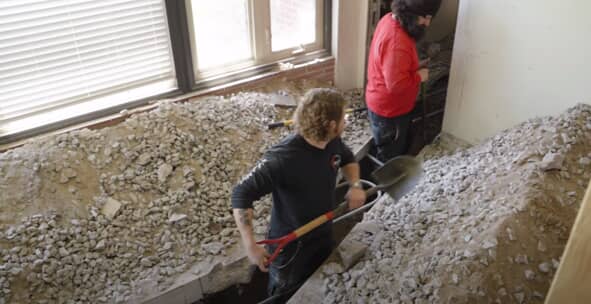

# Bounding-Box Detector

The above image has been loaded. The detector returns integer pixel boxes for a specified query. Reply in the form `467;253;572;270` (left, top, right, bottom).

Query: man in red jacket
366;0;441;161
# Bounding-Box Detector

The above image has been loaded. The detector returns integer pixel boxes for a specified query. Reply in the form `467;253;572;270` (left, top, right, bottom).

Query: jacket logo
331;154;341;170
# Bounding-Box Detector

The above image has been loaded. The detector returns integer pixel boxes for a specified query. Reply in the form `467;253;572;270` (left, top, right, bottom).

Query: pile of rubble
0;88;369;304
322;104;591;304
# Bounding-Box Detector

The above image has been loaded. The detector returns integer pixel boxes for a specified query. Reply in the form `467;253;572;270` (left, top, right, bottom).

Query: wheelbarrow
256;155;423;266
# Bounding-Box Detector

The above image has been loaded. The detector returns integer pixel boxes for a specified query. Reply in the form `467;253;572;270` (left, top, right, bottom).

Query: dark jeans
368;109;411;162
266;237;333;303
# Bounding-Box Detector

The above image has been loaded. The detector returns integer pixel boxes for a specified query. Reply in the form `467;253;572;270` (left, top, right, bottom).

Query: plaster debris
0;85;370;303
321;104;591;303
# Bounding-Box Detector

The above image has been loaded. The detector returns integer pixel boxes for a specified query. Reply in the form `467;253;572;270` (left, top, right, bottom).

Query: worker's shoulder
264;134;303;160
375;15;415;51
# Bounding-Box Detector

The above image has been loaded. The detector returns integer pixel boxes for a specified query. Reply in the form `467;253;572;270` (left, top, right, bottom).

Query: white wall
332;0;369;90
443;0;591;144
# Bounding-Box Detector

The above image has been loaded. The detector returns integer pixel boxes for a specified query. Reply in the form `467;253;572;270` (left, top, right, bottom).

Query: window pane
191;0;251;71
270;0;316;52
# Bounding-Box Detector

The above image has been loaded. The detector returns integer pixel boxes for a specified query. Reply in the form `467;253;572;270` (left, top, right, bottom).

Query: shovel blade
371;155;423;201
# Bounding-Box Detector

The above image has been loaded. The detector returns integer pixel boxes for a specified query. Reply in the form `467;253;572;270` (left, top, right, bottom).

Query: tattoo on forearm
238;209;252;227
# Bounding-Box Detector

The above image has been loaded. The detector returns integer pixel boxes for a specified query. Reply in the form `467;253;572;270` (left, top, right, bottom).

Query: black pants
368;109;412;162
266;237;333;303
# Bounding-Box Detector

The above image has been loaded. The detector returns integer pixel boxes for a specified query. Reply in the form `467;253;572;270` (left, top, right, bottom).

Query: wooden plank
546;180;591;304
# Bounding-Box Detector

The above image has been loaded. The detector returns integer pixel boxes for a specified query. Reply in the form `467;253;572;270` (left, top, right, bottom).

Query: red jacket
366;13;421;118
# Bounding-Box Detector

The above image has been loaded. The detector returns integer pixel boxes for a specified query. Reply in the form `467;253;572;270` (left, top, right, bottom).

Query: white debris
101;198;122;219
167;213;188;224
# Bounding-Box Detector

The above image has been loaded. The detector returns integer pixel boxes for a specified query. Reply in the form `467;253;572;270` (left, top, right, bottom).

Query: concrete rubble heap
321;104;591;304
0;88;368;304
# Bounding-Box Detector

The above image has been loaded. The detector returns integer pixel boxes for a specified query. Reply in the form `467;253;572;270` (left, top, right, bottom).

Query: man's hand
346;187;366;210
418;68;429;82
419;57;430;69
246;243;270;272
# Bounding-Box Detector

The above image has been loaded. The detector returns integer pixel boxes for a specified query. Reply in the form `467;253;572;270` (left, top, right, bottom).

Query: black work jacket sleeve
231;153;282;209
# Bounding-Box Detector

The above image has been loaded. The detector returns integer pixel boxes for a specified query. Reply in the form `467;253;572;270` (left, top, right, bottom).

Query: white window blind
0;0;177;139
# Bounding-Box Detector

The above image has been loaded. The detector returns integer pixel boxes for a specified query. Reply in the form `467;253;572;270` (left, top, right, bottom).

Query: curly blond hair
294;88;347;142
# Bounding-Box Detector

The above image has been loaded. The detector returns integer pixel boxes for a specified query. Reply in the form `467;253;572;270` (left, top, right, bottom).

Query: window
270;0;317;52
0;0;330;143
0;0;177;140
187;0;325;79
189;0;252;71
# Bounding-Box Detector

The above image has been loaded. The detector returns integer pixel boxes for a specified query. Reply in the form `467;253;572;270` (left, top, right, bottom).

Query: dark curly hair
294;88;347;142
391;0;441;17
391;0;442;41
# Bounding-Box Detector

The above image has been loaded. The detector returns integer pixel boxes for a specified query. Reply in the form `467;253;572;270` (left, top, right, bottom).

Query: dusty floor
0;83;368;304
320;104;591;304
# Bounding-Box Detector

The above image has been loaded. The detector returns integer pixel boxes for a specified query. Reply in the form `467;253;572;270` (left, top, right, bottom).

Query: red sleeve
381;47;421;96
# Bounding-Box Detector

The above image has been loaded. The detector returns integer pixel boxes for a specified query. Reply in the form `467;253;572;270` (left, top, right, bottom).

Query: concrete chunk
337;239;368;271
101;198;122;219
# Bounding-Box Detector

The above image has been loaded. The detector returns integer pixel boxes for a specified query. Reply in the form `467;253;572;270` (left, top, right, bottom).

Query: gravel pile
321;104;591;304
0;88;370;304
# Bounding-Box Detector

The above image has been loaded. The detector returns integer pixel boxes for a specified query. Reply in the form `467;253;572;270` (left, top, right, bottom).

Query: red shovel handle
256;207;341;266
256;233;297;266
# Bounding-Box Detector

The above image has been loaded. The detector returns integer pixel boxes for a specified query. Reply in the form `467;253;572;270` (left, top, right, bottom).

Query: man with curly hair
231;88;366;302
366;0;442;161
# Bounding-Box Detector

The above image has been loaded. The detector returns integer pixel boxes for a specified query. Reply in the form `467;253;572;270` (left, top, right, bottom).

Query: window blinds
0;0;177;139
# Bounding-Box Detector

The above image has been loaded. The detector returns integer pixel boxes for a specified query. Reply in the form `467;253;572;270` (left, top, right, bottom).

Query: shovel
257;155;423;266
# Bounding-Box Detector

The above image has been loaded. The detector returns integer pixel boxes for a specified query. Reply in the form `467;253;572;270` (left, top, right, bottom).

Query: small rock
162;242;173;251
322;262;344;275
539;262;551;273
337;239;368;271
533;291;544;299
537;240;547;252
201;242;224;255
464;250;476;258
451;273;459;285
138;153;152;165
95;240;106;251
540;152;564;171
59;247;69;257
524;269;535;280
63;168;77;178
514;292;525;304
515;254;528;264
140;258;153;267
158;164;173;182
482;238;497;249
579;157;591;166
506;228;515;241
168;213;187;224
101;198;122;219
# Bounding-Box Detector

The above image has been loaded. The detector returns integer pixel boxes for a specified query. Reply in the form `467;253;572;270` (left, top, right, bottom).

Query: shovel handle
257;209;338;266
257;172;407;266
268;121;293;129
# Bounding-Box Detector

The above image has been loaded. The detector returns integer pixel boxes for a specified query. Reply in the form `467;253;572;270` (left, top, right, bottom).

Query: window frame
184;0;331;88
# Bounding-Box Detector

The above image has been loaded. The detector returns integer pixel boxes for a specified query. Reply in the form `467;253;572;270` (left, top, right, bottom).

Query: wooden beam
546;180;591;303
